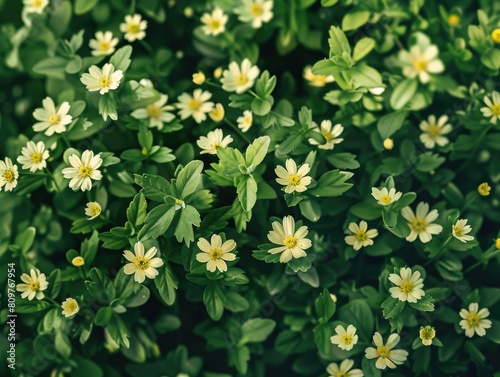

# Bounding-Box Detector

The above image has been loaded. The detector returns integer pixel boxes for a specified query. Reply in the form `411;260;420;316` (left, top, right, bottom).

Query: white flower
201;7;228;36
192;72;206;85
330;324;359;351
139;78;154;88
85;201;102;220
275;159;312;194
196;128;233;155
365;332;408;370
131;94;176;130
209;103;225;122
371;187;402;206
80;63;123;95
480;91;500;124
32;97;73;136
89;31;119;56
459;302;492;338
123;241;164;283
220;58;260;94
303;66;334;87
308;120;344;150
176;89;214;123
234;0;273;29
120;13;147;42
196;234;237;273
326;360;363;377
0;157;19;192
23;0;48;14
237;110;253;132
452;219;474;243
16;269;49;301
401;202;443;243
61;298;79;318
419;326;436;346
399;44;444;84
17;141;50;173
344;221;378;251
62;150;103;192
419;115;453;149
267;215;312;263
388;267;425;303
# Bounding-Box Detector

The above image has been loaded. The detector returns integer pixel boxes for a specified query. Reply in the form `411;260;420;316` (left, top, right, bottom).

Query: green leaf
321;0;339;6
15;227;36;254
99;227;129;250
377;111;408;139
203;282;226;321
140;204;176;240
342;8;371;31
309;170;353;197
225;291;250;313
107;312;130;348
409;295;435;312
109;46;132;72
326;153;360;169
277;133;303;155
338;299;374;339
390;78;418;110
126;193;147;233
299;199;322;222
313;322;332;355
315;288;336;320
155;263;178;306
240;319;276;344
353;37;375;62
176;160;203;198
174;205;200;246
328;26;351;57
245;136;270;166
80;231;99;266
381;296;405;319
55;330;72;358
251;97;272;116
236;176;258;212
416;152;445;172
136;174;173;202
228;346;250;375
85;268;116;305
33;57;68;79
75;0;98;14
391;192;417;211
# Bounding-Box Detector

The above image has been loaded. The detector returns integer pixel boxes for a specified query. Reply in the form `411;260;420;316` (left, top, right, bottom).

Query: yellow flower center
209;248;223;261
496;238;500;249
66;301;78;312
99;41;110;51
48;114;60;124
99;76;110;87
188;99;201;110
288;174;301;186
321;130;333;142
311;76;327;87
448;14;460;26
29;281;40;291
250;4;263;16
336;373;346;377
411;218;426;231
30;152;43;163
467;313;480;327
420;326;435;340
342;334;353;345
413;59;428;72
284;236;298;249
400;281;414;294
237;75;249;85
491;29;500;43
478;182;491;196
210;108;224;121
489;104;500;115
141;147;148;155
209;19;221;30
377;345;390;358
454;225;463;237
89;204;101;216
134;257;151;271
128;23;140;34
33;0;43;7
3;169;15;183
78;165;93;178
427;125;441;138
146;104;161;118
380;195;392;205
355;230;368;242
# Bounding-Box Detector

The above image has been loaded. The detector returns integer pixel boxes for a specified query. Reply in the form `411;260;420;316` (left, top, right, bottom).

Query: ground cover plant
1;0;500;376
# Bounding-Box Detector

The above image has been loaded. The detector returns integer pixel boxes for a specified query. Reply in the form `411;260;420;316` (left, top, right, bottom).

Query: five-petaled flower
123;241;164;283
176;89;214;123
61;298;80;318
32;97;73;136
459;302;492;338
120;14;148;42
419;115;453;149
89;31;119;56
16;269;49;301
326;359;363;377
344;221;378;251
85;201;102;220
371;187;402;206
275;159;312;194
330;324;359;351
267;215;311;263
196;234;237;273
401;202;443;243
365;332;409;370
220;58;260;94
234;0;274;29
201;7;228;36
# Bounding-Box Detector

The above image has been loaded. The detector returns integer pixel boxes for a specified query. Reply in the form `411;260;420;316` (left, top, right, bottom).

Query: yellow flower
209;103;225;122
61;298;80;318
72;256;85;267
330;324;359;351
303;66;334;87
496;238;500;249
192;72;206;85
85;201;102;220
478;182;491;196
419;326;436;346
491;28;500;44
383;138;394;150
196;234;237;273
448;14;460;26
214;67;223;79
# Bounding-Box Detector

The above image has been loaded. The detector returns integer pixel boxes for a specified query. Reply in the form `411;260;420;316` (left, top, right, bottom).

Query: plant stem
224;118;251;144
